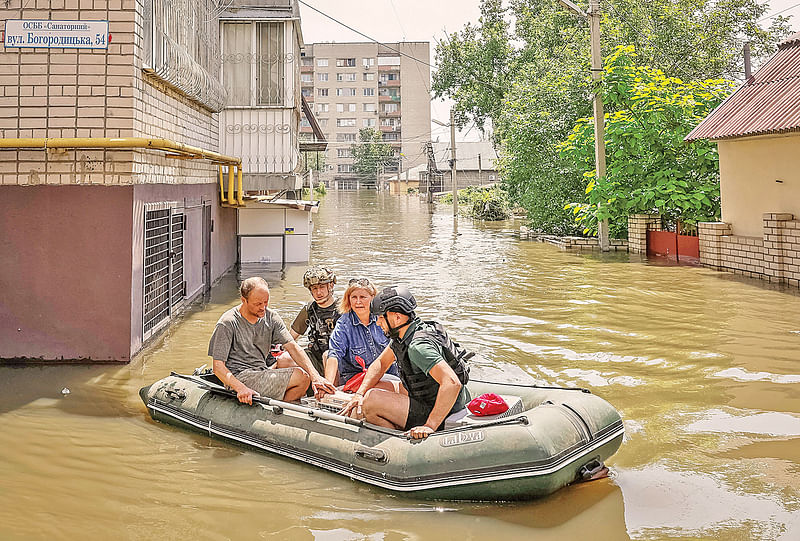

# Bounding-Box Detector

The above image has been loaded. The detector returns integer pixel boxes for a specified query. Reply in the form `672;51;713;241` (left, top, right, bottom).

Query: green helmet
303;266;336;289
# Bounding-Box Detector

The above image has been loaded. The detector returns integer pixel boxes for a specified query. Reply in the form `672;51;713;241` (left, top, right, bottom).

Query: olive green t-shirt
407;325;470;412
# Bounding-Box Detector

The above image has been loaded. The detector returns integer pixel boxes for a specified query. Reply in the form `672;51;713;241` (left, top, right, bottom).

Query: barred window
222;22;285;106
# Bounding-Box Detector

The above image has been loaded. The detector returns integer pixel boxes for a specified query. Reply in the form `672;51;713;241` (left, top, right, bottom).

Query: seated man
340;286;471;439
287;266;341;376
209;277;335;405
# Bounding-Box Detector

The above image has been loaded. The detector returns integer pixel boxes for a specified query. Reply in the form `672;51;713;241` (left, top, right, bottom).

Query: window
337;133;357;142
317;72;328;82
222;22;284;105
347;103;356;112
301;73;312;83
317;103;328;113
336;88;356;96
300;118;311;128
317;88;329;97
301;88;312;97
383;103;398;113
337;164;354;173
383;132;399;141
363;103;376;112
381;118;399;127
337;118;356;127
318;118;328;127
363;57;375;68
363;88;375;96
379;73;398;82
336;73;356;82
317;58;328;67
301;57;313;67
362;118;376;127
363;73;375;81
377;56;401;66
337;148;353;158
336;58;356;67
336;103;344;113
379;87;400;98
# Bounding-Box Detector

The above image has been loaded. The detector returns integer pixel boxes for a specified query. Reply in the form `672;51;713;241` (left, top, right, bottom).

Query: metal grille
143;206;185;338
171;212;185;307
143;209;171;335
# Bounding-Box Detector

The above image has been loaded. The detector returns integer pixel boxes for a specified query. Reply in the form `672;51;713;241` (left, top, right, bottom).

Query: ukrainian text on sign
4;20;109;49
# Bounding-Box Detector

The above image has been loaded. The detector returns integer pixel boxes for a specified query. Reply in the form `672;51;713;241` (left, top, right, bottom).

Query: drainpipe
744;42;753;82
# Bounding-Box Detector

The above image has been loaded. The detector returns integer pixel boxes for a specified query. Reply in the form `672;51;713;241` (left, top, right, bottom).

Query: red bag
467;393;509;416
342;355;367;393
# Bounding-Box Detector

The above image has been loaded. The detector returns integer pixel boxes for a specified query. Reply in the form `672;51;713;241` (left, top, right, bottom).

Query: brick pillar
762;213;795;283
698;221;731;270
627;214;661;254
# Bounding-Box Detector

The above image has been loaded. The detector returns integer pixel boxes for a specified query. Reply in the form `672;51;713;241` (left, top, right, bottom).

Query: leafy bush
440;185;511;220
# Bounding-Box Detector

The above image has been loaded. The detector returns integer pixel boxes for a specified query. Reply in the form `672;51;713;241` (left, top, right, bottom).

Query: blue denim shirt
328;311;398;384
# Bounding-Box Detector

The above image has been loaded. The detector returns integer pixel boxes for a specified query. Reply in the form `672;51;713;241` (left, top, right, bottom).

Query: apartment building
0;0;305;363
299;41;430;189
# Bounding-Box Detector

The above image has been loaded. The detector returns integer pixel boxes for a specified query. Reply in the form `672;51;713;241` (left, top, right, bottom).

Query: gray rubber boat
140;372;623;501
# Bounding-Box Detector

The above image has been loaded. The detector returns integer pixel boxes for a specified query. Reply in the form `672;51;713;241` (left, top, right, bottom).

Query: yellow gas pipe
227;166;235;206
237;166;244;205
218;166;226;203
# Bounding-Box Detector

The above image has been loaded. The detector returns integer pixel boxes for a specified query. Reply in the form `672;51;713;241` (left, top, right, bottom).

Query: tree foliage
559;46;734;235
432;0;792;235
350;128;396;180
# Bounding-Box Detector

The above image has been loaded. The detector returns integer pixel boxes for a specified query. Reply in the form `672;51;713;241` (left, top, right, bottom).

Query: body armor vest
306;301;339;356
390;320;472;410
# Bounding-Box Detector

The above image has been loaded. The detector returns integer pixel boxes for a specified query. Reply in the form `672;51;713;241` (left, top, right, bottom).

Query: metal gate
646;220;700;264
143;203;185;339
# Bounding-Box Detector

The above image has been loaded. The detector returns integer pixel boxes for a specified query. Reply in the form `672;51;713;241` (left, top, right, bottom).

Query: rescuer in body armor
285;266;342;376
339;286;472;439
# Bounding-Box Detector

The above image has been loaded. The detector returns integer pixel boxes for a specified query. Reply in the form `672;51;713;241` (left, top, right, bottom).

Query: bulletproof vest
390;320;471;410
306;301;340;355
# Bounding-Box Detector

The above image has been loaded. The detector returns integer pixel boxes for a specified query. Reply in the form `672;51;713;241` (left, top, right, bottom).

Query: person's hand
236;385;259;405
405;425;434;440
338;392;364;418
311;375;336;399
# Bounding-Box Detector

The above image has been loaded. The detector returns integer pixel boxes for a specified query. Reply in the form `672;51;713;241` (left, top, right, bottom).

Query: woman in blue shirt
325;278;400;392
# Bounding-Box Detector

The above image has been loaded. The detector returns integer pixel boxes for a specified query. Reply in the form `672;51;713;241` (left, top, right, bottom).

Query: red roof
685;33;800;141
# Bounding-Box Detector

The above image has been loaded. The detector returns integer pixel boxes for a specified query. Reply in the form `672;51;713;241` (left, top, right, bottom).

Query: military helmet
370;285;417;317
303;266;336;289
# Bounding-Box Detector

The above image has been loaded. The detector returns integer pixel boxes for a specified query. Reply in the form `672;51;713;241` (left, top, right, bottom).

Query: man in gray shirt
209;277;335;404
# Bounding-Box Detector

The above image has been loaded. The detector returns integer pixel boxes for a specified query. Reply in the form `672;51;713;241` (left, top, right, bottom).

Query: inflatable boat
139;371;623;501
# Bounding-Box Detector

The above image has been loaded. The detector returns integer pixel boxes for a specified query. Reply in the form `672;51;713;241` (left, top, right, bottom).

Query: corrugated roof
685;34;800;141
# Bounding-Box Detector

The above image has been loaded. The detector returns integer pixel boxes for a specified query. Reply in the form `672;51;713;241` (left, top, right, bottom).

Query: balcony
379;110;401;118
378;79;401;87
379;124;400;132
301;65;313;73
378;64;400;71
378;94;400;102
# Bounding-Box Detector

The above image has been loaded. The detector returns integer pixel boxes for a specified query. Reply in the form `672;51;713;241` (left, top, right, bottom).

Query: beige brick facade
0;0;219;186
627;214;662;254
699;213;800;288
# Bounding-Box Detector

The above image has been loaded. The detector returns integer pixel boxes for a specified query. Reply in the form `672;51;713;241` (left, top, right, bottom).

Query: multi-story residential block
299;41;431;189
0;0;309;363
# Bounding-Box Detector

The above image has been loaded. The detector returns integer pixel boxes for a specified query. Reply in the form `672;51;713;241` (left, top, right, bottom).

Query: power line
298;0;434;68
758;2;800;22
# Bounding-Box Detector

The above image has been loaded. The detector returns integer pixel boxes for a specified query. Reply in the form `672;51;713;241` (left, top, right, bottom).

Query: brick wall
627;214;662;254
0;0;219;186
699;213;800;288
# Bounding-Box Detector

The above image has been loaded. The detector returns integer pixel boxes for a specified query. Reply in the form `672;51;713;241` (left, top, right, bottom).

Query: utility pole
560;0;609;251
450;108;457;217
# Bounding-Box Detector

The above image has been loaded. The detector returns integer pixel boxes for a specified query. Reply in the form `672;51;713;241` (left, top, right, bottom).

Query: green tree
559;46;734;236
432;0;791;234
303;151;325;173
350;128;396;180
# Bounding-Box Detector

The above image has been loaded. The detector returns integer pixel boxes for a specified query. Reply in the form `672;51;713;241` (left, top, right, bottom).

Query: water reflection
1;191;799;540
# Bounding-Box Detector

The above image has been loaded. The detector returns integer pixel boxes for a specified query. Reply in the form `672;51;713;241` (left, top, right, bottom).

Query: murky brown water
2;191;799;540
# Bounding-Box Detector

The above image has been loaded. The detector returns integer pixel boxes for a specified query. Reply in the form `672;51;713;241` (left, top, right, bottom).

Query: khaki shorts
236;367;294;399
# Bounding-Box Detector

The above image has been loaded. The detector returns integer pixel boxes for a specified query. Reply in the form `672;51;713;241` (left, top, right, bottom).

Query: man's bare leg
282;367;310;401
362;388;409;429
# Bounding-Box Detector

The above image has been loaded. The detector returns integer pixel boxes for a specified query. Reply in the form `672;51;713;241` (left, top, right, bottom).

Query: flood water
2;191;799;540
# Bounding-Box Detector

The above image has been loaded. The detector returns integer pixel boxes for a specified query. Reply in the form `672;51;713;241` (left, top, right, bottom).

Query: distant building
0;0;308;362
422;140;499;195
299;41;431;189
686;31;800;288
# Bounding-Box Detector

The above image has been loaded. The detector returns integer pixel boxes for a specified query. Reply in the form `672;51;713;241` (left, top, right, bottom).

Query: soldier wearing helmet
339;285;471;439
287;266;341;376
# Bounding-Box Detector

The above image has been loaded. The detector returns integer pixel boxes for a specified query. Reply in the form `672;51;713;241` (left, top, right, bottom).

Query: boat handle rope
169;372;531;439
